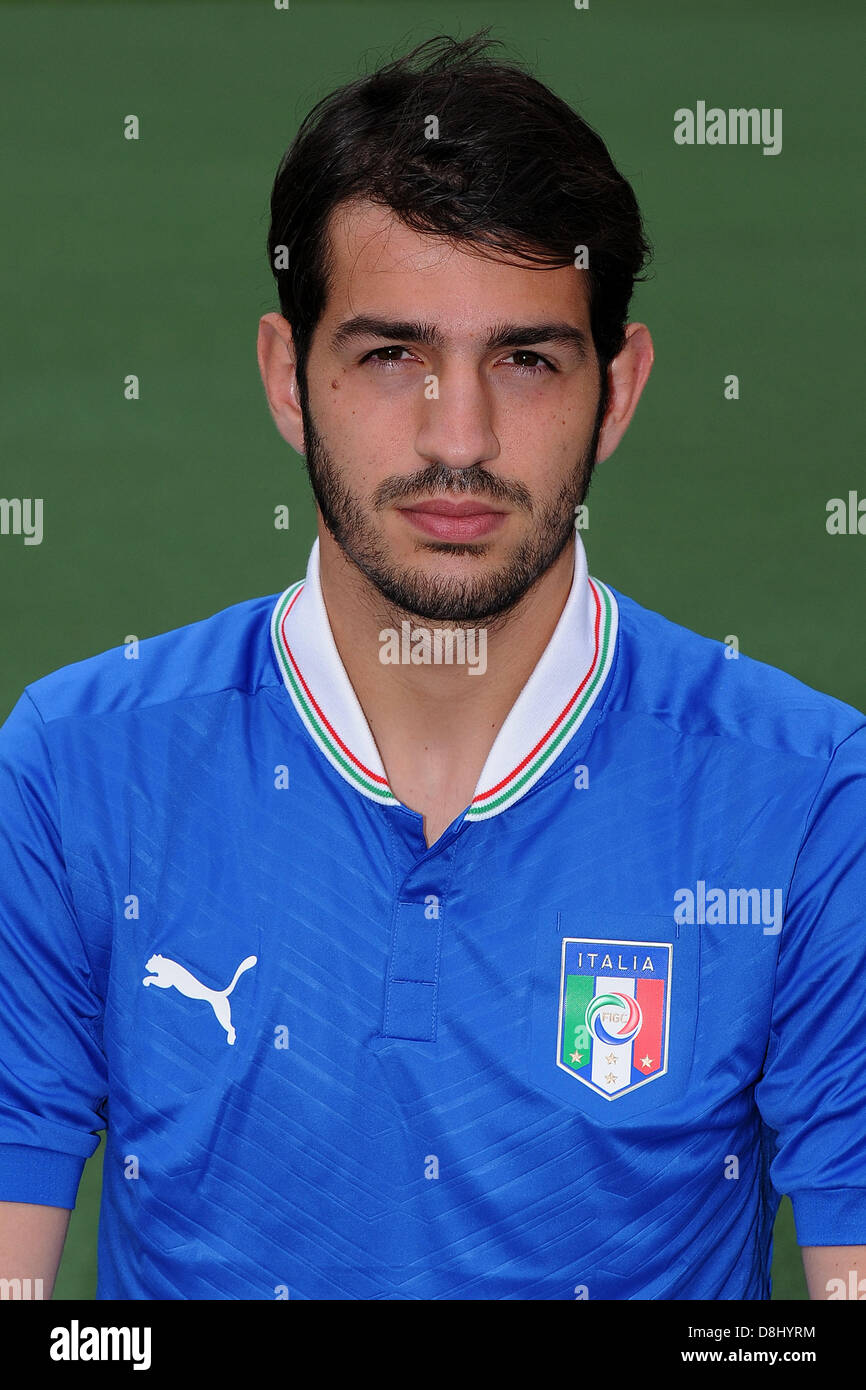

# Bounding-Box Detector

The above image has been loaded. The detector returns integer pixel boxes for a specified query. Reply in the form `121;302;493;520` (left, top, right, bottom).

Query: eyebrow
329;315;591;361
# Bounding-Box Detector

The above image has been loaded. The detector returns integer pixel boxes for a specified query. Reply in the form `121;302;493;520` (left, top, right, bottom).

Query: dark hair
268;31;651;396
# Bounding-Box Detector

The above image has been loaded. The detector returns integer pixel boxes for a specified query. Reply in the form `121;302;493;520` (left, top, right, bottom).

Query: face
261;199;650;623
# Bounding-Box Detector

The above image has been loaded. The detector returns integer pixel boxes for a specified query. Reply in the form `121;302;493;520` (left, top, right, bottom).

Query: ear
257;312;306;454
594;323;654;465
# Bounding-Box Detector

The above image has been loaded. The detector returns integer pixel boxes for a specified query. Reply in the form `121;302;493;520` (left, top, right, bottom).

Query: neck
317;525;576;780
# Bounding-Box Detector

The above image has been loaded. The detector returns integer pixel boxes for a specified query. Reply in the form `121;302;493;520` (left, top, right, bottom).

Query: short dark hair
267;31;651;396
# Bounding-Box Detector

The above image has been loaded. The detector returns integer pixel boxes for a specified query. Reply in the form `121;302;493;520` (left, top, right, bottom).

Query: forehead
321;198;590;332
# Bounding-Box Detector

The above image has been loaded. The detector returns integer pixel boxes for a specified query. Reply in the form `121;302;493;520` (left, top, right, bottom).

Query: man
0;33;864;1301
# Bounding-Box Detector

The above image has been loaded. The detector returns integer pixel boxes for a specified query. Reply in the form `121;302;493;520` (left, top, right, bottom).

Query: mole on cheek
331;379;339;389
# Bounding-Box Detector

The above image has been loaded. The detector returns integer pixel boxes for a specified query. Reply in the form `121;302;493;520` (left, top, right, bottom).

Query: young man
0;34;864;1301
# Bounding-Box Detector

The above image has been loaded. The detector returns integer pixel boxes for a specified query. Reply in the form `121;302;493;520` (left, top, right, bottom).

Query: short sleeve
755;723;866;1245
0;691;107;1208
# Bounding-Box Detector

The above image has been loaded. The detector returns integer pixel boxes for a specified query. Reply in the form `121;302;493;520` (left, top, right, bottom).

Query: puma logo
142;953;257;1045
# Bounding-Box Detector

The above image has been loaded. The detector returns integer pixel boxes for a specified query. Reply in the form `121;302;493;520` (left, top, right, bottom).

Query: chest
382;760;485;846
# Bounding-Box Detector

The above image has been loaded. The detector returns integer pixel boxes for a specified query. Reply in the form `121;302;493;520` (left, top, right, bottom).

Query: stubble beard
298;376;604;625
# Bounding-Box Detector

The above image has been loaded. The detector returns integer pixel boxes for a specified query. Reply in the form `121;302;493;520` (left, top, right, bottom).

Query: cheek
316;363;407;438
323;395;416;485
309;373;362;452
501;398;591;472
310;403;383;495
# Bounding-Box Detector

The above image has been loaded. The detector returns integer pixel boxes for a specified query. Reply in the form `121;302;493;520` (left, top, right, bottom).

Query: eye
501;350;556;376
362;345;418;369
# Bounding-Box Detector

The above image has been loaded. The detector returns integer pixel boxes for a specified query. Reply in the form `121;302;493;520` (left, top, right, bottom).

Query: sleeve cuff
0;1142;87;1209
790;1187;866;1245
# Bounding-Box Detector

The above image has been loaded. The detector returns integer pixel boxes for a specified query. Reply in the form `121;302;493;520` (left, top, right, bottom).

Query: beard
298;379;605;625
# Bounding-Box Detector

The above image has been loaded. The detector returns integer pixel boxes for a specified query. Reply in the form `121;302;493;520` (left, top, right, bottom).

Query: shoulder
604;583;866;765
16;590;289;732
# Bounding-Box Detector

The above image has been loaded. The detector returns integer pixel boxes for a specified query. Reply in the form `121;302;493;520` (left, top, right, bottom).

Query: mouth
396;497;508;542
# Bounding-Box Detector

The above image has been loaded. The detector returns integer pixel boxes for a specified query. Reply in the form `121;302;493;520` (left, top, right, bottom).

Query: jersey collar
270;533;618;822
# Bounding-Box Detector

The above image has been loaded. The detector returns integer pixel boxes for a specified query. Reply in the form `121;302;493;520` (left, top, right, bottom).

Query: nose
414;362;501;472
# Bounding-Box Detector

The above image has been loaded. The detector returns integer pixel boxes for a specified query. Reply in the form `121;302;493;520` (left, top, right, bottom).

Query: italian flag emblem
557;939;672;1099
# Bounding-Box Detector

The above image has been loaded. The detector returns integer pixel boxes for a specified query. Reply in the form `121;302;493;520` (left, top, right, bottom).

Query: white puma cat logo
142;953;257;1045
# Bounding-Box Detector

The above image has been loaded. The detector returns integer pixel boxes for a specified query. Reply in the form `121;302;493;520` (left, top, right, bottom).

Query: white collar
270;533;618;821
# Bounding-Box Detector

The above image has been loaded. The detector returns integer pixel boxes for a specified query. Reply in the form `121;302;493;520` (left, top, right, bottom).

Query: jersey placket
380;814;460;1041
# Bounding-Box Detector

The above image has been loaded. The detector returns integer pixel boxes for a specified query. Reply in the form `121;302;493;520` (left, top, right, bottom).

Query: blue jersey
1;534;864;1300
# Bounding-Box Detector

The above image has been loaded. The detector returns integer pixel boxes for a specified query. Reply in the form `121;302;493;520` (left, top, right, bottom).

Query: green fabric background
1;0;862;1301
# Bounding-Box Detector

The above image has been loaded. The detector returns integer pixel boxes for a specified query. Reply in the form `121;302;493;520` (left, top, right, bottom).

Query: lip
397;498;507;541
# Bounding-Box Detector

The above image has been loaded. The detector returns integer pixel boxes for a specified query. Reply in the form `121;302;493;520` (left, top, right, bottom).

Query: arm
754;727;866;1274
0;695;106;1232
802;1244;866;1300
0;1200;71;1298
